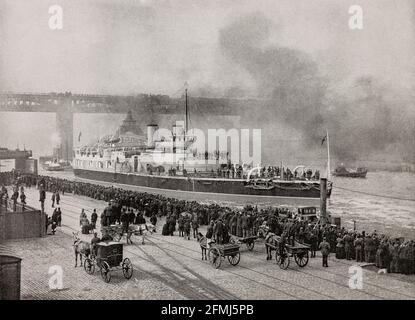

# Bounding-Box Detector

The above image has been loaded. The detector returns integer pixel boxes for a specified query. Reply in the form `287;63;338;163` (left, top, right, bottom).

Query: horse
264;231;278;260
196;232;208;260
72;232;91;267
257;224;270;239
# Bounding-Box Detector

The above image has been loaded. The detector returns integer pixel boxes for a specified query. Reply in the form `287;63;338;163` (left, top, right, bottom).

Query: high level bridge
0;92;248;160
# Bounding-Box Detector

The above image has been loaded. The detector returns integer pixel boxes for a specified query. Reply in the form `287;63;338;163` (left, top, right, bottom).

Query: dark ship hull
74;168;331;205
332;171;367;178
332;167;368;178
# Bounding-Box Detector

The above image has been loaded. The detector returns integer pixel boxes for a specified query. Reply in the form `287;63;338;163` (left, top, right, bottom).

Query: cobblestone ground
4;187;415;300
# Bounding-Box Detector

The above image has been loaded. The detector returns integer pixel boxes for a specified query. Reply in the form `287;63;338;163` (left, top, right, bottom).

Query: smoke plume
218;12;415;163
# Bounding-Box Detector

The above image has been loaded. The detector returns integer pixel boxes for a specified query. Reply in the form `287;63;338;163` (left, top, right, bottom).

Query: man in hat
91;209;98;229
120;208;129;234
101;229;113;242
319;237;331;267
343;231;353;260
90;232;101;257
354;235;363;262
39;184;46;213
103;202;112;226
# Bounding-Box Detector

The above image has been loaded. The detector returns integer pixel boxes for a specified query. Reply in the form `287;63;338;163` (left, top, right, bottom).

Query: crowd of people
1;171;414;275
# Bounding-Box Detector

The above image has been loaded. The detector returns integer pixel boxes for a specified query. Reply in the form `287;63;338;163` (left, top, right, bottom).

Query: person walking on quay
39;185;46;213
20;190;26;205
344;231;353;260
51;192;55;208
79;209;87;226
169;214;176;236
56;207;62;227
319;237;331;267
11;187;18;211
178;215;184;237
55;191;60;206
91;209;98;229
128;209;136;226
191;216;199;239
103;202;112;226
52;208;59;233
150;213;157;232
120;208;129;234
184;218;191;240
100;210;107;227
309;229;318;258
354;235;363;262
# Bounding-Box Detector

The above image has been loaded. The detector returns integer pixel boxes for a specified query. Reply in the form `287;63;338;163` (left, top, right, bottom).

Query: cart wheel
294;251;309;267
100;261;111;283
209;247;222;269
276;248;290;270
84;258;95;275
113;233;122;242
122;258;133;279
246;241;254;251
227;252;241;266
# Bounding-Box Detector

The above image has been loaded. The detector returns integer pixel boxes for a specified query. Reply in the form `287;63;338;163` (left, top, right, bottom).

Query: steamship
72;92;332;205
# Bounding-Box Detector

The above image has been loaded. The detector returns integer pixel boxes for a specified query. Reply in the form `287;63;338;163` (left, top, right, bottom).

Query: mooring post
320;178;327;225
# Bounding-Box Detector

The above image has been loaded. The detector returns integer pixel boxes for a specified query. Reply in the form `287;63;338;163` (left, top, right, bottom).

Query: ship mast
326;129;331;181
183;86;189;168
185;88;188;138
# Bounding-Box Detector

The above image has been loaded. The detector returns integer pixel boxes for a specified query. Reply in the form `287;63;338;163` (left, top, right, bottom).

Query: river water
34;167;415;239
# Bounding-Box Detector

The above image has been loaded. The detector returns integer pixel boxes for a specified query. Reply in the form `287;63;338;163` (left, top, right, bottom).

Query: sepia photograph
0;0;414;308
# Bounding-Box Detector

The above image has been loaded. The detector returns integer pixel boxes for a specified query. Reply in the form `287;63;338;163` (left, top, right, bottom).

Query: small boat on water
42;160;72;171
43;162;64;171
332;164;367;178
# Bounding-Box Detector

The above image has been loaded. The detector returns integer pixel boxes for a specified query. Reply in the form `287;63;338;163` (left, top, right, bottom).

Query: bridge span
0;92;250;160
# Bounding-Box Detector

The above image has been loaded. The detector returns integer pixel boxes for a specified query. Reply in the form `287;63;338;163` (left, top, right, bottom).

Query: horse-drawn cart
84;241;133;283
229;235;258;251
208;243;241;269
265;235;310;270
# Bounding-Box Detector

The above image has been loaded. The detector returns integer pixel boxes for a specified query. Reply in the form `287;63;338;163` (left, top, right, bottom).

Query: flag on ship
321;133;327;146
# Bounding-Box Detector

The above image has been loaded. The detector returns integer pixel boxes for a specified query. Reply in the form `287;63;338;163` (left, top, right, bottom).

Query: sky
0;0;414;163
0;0;413;94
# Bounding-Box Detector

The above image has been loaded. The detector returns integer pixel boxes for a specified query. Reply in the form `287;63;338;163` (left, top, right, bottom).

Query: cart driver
101;229;113;242
90;232;101;257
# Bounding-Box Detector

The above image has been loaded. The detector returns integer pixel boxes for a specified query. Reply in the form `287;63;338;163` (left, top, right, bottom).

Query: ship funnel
147;124;158;148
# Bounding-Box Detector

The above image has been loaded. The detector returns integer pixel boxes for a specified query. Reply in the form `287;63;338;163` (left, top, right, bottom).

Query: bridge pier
56;101;73;161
